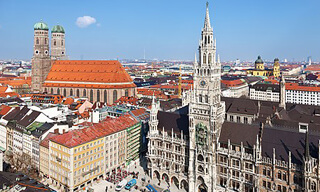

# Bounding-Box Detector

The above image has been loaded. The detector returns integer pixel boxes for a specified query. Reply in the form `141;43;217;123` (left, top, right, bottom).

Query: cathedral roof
43;60;136;89
52;25;65;33
34;21;49;30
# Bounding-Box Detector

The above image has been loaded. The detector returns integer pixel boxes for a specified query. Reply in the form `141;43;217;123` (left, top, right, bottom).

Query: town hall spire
204;2;211;30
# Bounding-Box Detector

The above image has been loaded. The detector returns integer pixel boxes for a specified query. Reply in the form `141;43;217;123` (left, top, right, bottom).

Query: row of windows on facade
73;140;102;153
74;146;103;161
263;167;303;185
226;114;249;124
35;38;63;46
45;88;129;102
74;153;103;168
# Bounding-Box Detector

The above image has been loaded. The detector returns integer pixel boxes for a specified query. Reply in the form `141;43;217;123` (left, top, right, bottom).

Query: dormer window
299;123;308;133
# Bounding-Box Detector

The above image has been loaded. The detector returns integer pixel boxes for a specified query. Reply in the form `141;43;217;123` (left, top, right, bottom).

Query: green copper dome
34;21;49;30
255;56;264;64
52;25;65;33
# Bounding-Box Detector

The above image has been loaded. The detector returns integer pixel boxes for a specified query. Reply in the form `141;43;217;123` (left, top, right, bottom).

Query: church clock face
199;80;207;88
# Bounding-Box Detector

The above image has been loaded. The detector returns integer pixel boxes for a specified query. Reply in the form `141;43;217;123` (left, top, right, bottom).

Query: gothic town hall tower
188;2;225;192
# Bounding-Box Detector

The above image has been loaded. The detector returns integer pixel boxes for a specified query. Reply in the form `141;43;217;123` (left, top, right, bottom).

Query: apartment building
48;113;140;191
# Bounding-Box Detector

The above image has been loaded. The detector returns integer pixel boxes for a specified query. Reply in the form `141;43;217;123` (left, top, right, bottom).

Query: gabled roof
43;60;136;89
50;114;139;148
3;107;21;120
130;108;149;121
40;132;59;149
17;111;41;128
0;105;12;117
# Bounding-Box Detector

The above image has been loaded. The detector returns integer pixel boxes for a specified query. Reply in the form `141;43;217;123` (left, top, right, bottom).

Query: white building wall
0;124;7;150
13;129;23;155
250;88;280;102
286;90;320;106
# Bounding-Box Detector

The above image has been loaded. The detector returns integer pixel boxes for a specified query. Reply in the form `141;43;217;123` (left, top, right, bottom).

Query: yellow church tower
273;58;280;78
255;55;265;70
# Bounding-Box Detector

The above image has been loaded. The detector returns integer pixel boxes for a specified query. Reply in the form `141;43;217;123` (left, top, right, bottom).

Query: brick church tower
31;21;51;92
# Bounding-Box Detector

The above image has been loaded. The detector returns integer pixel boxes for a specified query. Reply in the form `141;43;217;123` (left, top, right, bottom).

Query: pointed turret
204;2;211;30
279;75;286;109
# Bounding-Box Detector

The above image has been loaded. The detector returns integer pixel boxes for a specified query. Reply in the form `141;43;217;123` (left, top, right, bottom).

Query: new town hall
147;3;320;192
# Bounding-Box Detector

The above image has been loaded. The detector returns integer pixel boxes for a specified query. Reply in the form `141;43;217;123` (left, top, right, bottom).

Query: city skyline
0;0;320;61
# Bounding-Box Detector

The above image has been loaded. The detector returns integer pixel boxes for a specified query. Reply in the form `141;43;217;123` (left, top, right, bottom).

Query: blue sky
0;0;320;61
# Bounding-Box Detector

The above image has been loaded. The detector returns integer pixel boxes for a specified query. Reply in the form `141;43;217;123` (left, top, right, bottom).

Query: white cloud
76;16;96;28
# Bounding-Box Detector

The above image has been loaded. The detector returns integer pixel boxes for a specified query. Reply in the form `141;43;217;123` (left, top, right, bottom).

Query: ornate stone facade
147;2;320;192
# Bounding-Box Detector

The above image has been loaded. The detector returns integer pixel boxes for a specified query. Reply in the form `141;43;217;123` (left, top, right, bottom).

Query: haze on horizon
0;0;319;62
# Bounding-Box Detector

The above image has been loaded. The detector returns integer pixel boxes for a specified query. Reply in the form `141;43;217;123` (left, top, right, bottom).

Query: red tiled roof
43;60;136;89
150;84;192;90
0;86;8;93
137;88;168;99
63;97;74;105
0;77;31;88
0;92;19;98
286;83;320;92
50;114;139;148
131;108;146;117
40;132;59;148
115;96;139;105
31;94;63;104
305;65;320;71
221;79;246;87
0;105;12;116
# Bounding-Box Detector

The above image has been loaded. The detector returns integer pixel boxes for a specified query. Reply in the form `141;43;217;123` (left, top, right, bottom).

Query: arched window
70;89;73;96
203;53;206;64
311;181;316;191
125;89;129;97
36;38;39;44
61;40;64;46
208;36;210;44
205;95;208;103
208;53;212;64
205;36;207;44
104;90;107;103
45;38;47;44
76;89;80;97
113;90;118;103
283;172;286;181
51;88;53;94
198;165;204;173
278;171;281;179
63;89;66;97
197;155;204;161
90;89;93;101
199;94;202;103
97;90;100;102
53;40;56;46
57;88;60;95
83;89;86;97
